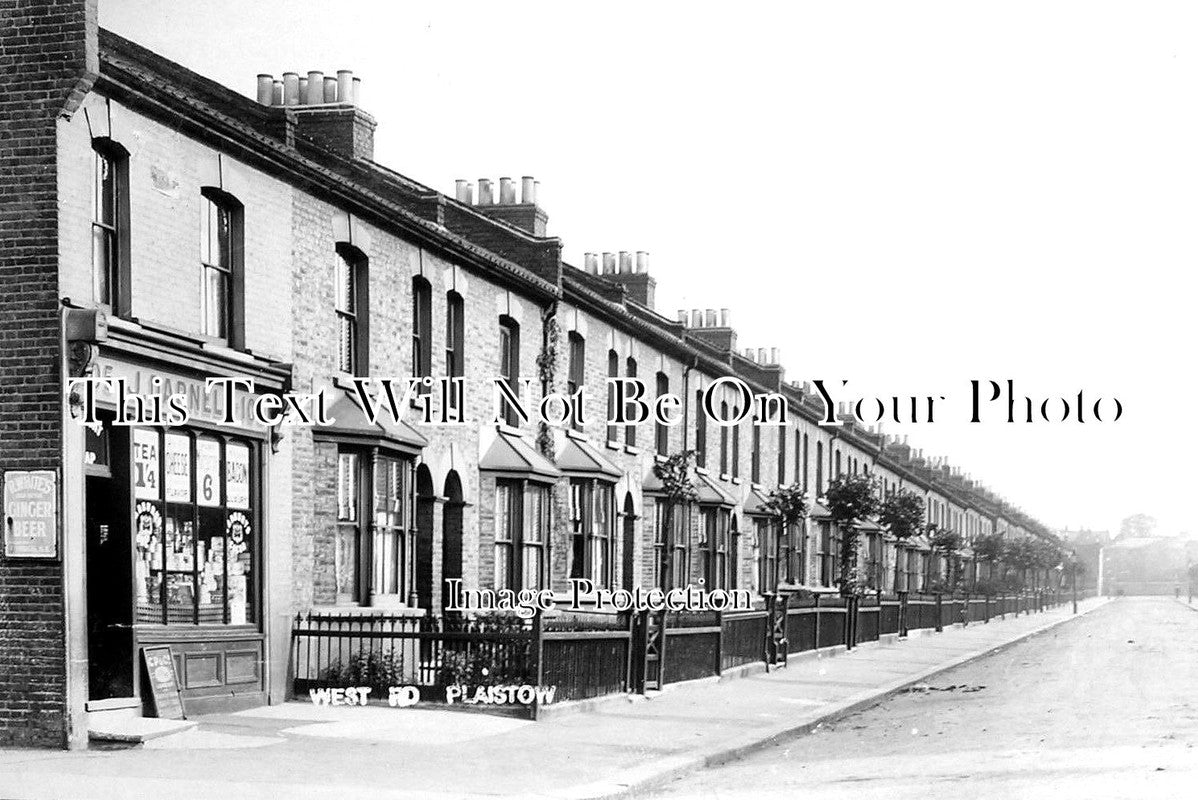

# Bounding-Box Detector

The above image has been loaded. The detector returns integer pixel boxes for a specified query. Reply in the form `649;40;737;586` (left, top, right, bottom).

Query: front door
86;423;134;700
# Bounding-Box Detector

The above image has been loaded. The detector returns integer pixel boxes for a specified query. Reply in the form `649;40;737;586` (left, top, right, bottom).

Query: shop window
495;480;550;590
133;428;255;626
498;316;521;427
567;332;585;431
606;351;620;443
624;357;637;447
445;291;464;411
568;479;614;587
92;140;130;315
335;450;415;605
335;244;368;375
199;189;244;348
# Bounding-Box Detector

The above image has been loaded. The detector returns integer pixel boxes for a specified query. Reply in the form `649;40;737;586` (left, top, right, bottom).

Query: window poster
225;443;250;510
133;429;160;500
196;438;221;507
164;433;191;503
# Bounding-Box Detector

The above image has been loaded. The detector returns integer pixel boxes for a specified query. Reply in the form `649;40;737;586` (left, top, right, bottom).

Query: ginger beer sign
3;470;58;558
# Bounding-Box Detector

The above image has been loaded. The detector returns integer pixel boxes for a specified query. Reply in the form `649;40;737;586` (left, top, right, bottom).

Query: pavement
0;597;1108;800
649;596;1198;799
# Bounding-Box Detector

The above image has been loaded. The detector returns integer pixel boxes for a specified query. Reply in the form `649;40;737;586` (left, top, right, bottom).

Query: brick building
1;0;1062;748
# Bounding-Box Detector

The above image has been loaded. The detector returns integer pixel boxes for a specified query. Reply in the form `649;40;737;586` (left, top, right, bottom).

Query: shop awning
313;389;428;455
556;435;622;479
479;429;561;482
696;473;737;507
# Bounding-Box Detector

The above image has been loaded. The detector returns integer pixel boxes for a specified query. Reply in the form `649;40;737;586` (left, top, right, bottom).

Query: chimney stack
261;69;375;159
469;175;549;235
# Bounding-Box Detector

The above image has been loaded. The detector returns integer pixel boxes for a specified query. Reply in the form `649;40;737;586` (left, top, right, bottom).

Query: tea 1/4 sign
3;470;58;559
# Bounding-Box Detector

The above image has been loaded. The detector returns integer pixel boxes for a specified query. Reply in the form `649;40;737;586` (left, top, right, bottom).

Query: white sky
99;0;1197;538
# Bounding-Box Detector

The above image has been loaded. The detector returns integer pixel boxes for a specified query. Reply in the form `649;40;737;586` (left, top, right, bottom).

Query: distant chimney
470;175;549;235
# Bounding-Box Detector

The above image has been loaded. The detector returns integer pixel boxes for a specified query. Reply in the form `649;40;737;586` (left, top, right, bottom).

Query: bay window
335;448;415;605
494;479;550;591
568;479;615;587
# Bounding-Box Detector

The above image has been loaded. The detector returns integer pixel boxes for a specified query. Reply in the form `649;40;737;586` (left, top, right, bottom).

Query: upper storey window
200;189;244;347
92;141;130;315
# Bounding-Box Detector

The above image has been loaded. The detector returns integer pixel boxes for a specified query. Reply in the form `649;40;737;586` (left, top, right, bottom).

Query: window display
133;428;256;626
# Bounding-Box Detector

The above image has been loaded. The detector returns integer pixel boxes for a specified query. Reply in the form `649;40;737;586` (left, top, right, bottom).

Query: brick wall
0;0;98;748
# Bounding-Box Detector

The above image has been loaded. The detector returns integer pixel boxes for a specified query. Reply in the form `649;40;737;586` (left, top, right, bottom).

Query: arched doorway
414;465;435;612
441;471;464;613
622;492;637;591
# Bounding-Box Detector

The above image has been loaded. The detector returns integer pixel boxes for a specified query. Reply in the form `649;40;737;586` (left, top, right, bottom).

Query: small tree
929;527;964;591
761;484;809;587
824;474;880;597
973;531;1005;581
653;451;697;591
879;489;924;541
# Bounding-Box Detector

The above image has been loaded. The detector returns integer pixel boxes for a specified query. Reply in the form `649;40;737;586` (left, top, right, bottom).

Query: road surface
648;597;1198;799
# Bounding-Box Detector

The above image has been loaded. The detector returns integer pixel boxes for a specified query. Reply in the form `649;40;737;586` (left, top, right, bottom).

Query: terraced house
0;0;1063;748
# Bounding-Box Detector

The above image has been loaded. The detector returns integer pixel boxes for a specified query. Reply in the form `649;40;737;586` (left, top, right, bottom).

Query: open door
85;421;134;701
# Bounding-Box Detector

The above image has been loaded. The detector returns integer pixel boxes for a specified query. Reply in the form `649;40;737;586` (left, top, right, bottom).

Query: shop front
78;324;290;717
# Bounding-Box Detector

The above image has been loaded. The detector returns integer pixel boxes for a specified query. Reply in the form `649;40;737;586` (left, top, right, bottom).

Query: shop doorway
441;471;464;613
85;422;134;701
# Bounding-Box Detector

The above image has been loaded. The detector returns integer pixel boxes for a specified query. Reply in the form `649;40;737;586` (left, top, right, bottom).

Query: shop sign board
141;646;185;719
3;470;58;559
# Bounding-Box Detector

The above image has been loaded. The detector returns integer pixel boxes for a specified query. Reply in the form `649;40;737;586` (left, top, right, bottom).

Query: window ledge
605;440;623;451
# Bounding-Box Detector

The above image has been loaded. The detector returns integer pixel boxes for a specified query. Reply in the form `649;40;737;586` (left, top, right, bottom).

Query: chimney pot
478;179;494;205
618;251;632;273
256;74;274;105
521;176;536;204
282;72;300;105
705;309;717;327
719;308;729;326
677;310;688;325
298;76;309;100
271;79;283;106
758;347;768;363
602;252;616;275
306;71;324;105
337;70;353;103
691;308;703;327
744;348;756;361
323;76;338;103
455;180;470;203
352;77;361;106
584;252;598;274
770;347;778;363
636;251;648;273
499;177;516;205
